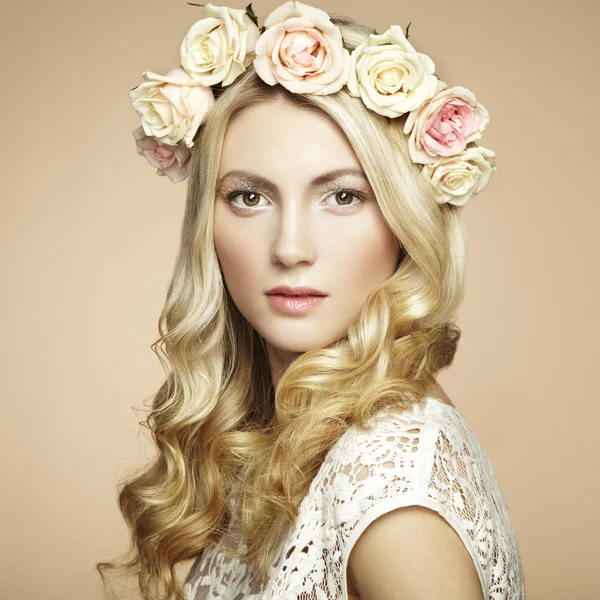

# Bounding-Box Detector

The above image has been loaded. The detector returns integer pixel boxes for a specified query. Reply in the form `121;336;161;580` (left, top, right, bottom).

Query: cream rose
404;84;490;164
132;126;192;183
346;25;439;118
129;66;215;148
253;0;351;95
421;145;497;206
180;4;261;87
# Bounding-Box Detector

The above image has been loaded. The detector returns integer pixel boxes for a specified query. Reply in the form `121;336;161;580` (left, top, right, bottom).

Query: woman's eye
325;190;364;209
224;190;267;211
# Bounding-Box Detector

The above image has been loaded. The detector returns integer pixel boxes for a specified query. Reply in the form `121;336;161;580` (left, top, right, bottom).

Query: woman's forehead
219;99;363;181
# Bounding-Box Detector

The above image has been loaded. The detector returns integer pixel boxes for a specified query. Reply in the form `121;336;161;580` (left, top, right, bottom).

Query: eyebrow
215;168;370;196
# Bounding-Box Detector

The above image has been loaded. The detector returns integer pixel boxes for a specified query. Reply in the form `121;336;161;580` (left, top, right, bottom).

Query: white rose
180;4;261;87
129;66;215;148
421;145;497;206
346;25;439;118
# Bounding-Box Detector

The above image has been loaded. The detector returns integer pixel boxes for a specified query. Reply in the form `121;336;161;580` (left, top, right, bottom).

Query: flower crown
129;1;496;206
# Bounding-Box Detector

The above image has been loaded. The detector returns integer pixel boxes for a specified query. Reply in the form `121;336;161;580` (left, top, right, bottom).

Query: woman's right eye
224;190;268;212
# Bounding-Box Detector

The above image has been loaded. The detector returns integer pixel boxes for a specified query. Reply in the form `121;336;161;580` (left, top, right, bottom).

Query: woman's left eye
325;189;364;209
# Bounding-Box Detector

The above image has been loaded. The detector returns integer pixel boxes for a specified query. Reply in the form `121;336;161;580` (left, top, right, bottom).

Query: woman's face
213;97;400;383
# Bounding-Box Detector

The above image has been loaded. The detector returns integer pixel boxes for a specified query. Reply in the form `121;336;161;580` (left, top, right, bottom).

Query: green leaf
259;25;266;34
373;27;379;35
405;21;412;39
245;3;259;27
187;2;205;7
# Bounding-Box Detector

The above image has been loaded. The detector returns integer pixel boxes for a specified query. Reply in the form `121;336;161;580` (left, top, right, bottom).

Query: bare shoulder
347;505;483;600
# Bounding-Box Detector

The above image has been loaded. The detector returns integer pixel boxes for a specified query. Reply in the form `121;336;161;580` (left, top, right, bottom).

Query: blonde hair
96;13;467;600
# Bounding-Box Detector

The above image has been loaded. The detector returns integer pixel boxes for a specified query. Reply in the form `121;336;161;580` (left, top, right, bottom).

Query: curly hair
96;12;467;600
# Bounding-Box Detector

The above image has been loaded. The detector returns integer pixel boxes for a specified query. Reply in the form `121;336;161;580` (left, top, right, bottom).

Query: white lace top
184;396;526;599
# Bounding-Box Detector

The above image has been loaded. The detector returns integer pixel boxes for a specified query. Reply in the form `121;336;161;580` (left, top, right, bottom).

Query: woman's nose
270;203;318;267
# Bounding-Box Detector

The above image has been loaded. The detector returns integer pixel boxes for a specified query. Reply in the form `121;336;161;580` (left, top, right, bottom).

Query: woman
97;3;525;599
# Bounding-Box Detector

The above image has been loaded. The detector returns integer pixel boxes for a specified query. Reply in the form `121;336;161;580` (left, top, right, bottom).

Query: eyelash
221;186;366;213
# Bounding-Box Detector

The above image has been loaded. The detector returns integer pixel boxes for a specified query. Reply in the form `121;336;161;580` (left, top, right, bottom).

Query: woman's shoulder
316;393;463;504
317;388;509;521
310;391;525;599
324;381;458;462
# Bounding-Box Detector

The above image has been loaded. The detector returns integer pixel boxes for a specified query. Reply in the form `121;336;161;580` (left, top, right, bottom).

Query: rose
132;126;192;183
129;66;215;148
420;145;497;206
253;0;351;95
346;25;439;118
404;85;490;164
180;4;261;87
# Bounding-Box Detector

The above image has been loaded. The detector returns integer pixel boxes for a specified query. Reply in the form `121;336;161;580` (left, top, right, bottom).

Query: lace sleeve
320;407;525;600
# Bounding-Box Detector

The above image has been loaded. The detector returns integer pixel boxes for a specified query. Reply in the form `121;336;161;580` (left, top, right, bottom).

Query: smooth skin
213;96;478;599
346;504;485;600
213;96;401;388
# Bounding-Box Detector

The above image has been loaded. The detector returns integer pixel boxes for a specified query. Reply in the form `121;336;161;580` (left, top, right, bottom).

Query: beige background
1;0;597;598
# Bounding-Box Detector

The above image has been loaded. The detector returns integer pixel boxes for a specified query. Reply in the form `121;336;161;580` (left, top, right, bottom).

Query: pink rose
403;84;490;164
253;0;351;95
129;66;215;148
132;126;192;183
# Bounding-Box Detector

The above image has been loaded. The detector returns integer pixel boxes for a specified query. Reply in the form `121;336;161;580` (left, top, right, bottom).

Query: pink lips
265;285;328;315
265;294;327;314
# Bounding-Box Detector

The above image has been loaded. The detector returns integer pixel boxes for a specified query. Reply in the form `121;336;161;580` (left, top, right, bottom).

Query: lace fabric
184;396;526;599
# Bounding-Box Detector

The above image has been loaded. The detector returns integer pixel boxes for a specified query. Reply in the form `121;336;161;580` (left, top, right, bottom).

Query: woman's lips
265;294;327;315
